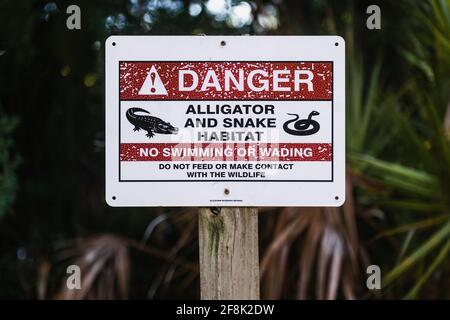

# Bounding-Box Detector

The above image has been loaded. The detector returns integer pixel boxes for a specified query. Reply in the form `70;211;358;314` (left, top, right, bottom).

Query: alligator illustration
126;107;178;138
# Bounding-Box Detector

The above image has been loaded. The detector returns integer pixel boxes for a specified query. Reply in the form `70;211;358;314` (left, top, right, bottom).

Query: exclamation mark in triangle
150;73;156;93
138;66;168;95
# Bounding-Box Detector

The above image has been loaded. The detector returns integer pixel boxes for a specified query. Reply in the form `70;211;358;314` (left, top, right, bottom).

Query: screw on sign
105;36;345;299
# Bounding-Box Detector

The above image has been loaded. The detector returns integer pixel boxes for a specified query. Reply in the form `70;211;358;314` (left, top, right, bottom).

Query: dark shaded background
1;0;450;299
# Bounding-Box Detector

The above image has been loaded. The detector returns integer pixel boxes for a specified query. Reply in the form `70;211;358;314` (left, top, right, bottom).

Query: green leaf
403;238;450;299
383;220;450;287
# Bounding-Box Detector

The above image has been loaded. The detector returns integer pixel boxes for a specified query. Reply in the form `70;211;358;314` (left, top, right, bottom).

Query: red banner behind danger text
120;62;333;100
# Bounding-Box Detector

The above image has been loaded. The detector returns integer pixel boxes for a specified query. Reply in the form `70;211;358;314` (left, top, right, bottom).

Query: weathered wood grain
198;207;260;300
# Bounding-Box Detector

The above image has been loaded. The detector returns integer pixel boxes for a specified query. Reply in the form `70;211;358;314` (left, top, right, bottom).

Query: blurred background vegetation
0;0;449;299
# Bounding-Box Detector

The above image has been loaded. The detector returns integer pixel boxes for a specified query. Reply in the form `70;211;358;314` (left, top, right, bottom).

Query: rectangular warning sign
106;36;345;206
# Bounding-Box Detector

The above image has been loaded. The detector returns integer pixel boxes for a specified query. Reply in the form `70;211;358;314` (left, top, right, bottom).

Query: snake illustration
283;111;320;136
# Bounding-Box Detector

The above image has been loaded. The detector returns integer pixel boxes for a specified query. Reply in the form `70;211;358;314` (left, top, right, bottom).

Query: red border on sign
117;61;334;182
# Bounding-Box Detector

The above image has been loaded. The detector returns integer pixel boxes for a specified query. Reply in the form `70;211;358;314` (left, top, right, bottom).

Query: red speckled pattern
119;62;332;100
120;143;332;161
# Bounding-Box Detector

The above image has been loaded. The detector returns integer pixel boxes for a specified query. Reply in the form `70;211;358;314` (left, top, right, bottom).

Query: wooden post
198;207;260;300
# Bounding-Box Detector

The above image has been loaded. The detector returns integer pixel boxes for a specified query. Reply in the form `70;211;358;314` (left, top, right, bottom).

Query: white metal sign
105;36;345;207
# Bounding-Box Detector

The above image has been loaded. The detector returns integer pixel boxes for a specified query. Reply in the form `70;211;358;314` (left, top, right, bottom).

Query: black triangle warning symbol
138;66;168;95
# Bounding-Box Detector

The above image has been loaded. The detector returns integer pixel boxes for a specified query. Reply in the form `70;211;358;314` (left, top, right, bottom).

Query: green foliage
347;0;450;298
